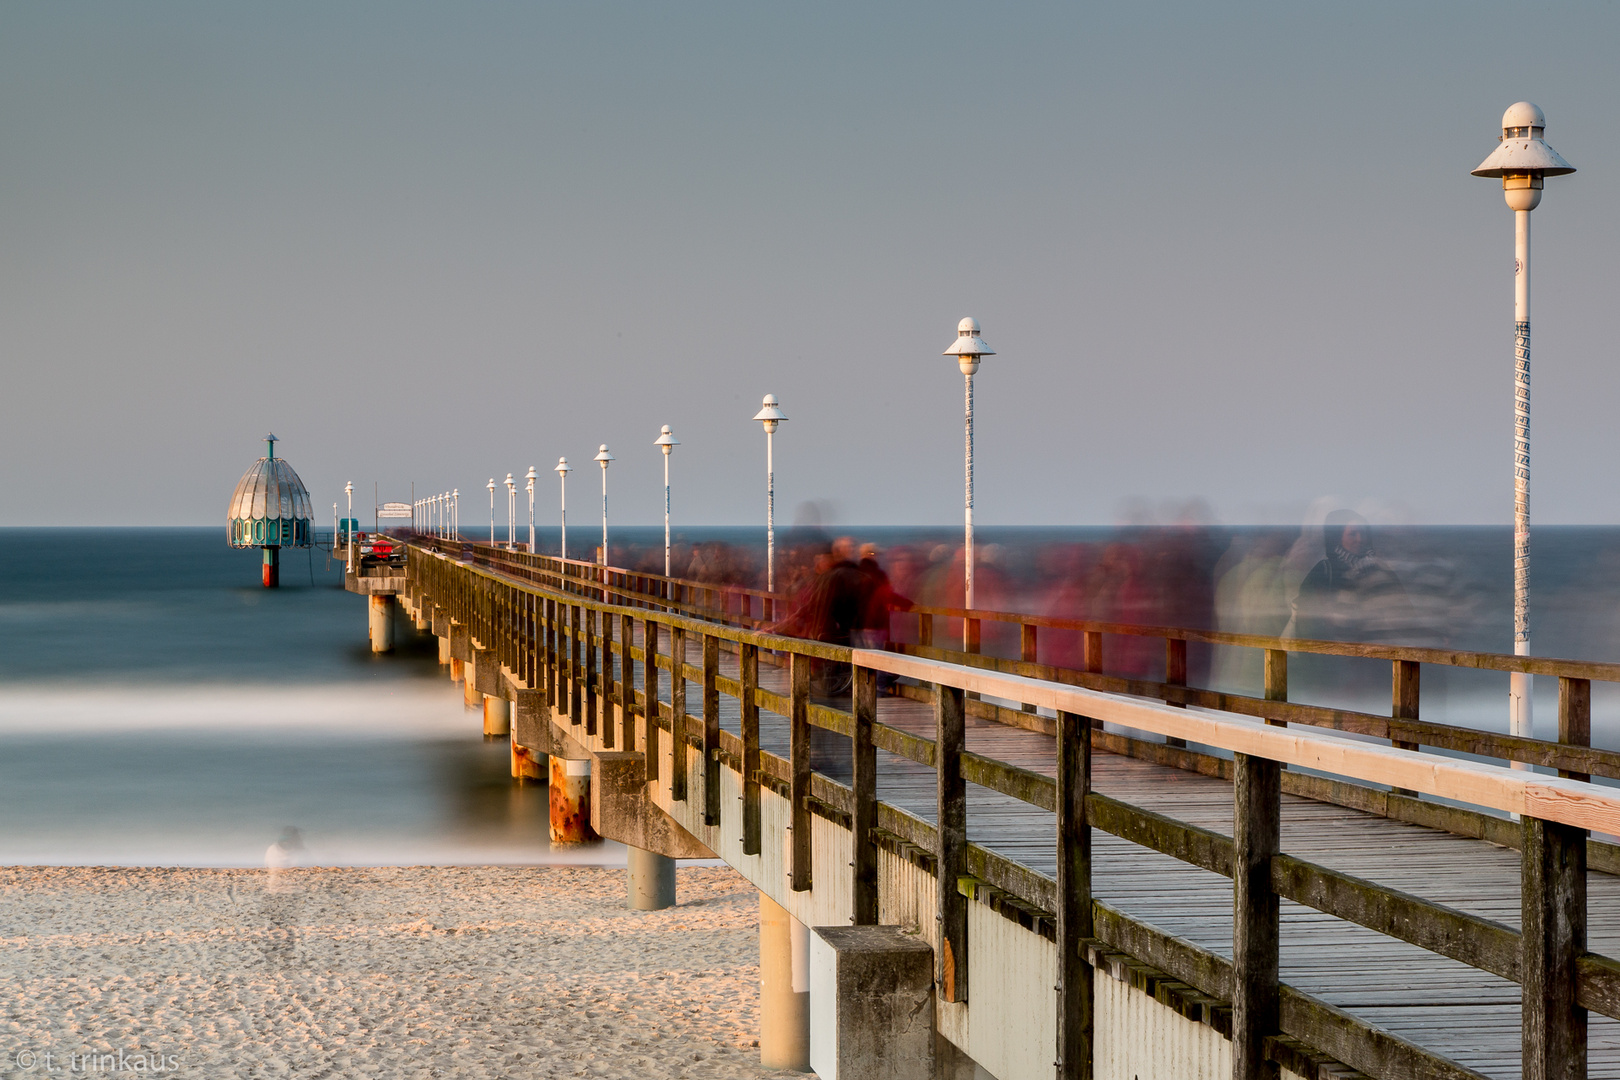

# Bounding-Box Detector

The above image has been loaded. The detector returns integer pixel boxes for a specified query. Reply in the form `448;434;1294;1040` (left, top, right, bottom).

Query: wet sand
0;865;795;1079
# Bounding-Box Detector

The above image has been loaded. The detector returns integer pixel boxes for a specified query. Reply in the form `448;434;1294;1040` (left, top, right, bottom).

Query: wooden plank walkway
608;633;1620;1079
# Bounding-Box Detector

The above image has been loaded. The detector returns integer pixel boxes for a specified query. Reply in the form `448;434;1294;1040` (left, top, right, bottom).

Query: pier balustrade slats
406;540;1620;1080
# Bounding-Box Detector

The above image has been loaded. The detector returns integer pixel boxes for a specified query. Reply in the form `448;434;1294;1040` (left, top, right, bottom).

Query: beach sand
0;865;798;1078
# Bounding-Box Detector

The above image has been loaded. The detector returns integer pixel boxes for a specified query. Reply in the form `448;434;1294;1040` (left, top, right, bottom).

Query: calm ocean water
4;524;1620;866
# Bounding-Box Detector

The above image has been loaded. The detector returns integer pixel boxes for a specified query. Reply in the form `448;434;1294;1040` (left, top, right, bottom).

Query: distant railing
405;540;1617;1080
415;534;1620;787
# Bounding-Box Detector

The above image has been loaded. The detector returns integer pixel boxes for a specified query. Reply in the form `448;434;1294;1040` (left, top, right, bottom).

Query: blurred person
855;544;913;691
1290;511;1412;642
1213;531;1293;690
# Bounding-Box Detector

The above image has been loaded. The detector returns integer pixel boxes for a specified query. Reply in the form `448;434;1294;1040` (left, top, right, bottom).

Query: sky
3;2;1619;528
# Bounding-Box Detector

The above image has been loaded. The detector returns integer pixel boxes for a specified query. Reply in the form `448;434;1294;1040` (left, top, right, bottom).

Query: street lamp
452;488;459;540
526;467;538;551
555;458;572;559
943;317;995;628
655;425;680;576
344;481;354;568
753;395;787;592
594;444;615;565
1472;102;1575;747
487;478;496;544
505;473;516;548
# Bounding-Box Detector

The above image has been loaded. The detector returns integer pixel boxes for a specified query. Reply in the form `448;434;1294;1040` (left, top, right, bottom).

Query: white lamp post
526;467;537;551
344;481;354;567
943;317;995;629
505;473;516;548
1472;102;1575;748
655;425;680;576
452;489;459;540
753;395;788;592
594;444;615;565
555;458;572;559
485;478;496;544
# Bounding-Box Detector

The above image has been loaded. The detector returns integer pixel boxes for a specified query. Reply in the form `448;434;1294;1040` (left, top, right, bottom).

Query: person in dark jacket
1291;510;1412;642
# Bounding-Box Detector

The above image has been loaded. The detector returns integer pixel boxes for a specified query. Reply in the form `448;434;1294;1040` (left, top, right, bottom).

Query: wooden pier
350;538;1620;1080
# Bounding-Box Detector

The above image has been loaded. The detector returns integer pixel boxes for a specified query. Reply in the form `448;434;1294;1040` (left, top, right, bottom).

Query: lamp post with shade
344;481;354;569
526;467;537;551
505;473;516;548
555;458;572;559
487;478;496;544
451;489;459;540
655;425;680;576
943;317;995;637
1471;102;1575;751
594;445;615;565
752;395;787;593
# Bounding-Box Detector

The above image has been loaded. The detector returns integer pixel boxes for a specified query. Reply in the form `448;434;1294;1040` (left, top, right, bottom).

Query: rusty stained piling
511;740;546;781
482;694;510;738
549;756;598;845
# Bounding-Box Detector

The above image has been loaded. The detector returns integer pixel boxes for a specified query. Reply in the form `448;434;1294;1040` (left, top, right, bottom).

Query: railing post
1522;812;1587;1080
703;633;721;826
1232;751;1281;1080
643;619;660;783
1082;631;1102;675
851;663;878;926
965;616;981;655
1056;709;1093;1080
1559;677;1592;782
669;626;688;800
545;598;558;711
1263;648;1288;725
1165;637;1188;747
935;681;968;1002
599;610;615;748
790;653;812;892
585;607;598;738
741;642;761;856
1020;623;1039;713
620;611;635;752
918;612;933;649
1391;660;1420;795
569;604;583;727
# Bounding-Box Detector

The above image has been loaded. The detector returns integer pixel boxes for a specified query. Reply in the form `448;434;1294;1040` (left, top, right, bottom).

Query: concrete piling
483;695;510;738
368;595;395;653
627;847;676;910
760;894;811;1071
809;926;935;1080
549;757;597;845
511;740;546;781
464;672;481;708
437;635;450;665
449;657;464;684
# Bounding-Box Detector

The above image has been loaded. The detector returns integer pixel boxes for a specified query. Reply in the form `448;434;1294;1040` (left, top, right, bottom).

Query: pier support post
449;657;464;684
809;926;935;1080
483;694;510;738
627;847;676;910
368;595;395;653
511;739;546;781
1233;751;1281;1080
438;635;450;665
760;893;811;1071
1523;814;1587;1080
464;669;482;707
549;756;598;845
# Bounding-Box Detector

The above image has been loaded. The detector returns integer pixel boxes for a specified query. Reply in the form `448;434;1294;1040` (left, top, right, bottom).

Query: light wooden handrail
853;648;1620;835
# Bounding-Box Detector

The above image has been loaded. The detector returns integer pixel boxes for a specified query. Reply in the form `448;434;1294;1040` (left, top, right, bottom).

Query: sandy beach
0;865;795;1079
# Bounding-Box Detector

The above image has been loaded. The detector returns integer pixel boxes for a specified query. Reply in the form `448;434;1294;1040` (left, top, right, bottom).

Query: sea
4;524;1620;867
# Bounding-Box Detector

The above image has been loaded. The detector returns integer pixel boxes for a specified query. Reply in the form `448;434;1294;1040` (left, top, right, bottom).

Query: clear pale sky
3;3;1618;528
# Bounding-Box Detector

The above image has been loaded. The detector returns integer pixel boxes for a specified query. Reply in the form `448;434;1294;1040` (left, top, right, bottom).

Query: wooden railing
407;540;1618;1080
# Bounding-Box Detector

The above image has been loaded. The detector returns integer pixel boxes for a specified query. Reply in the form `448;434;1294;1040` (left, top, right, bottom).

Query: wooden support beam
1560;678;1592;783
1264;649;1288;724
1523;813;1587;1080
546;598;558;709
600;608;614;748
569;604;582;727
1390;660;1420;794
918;612;933;649
1233;751;1281;1080
1021;624;1039;713
852;663;879;926
703;633;720;826
620;611;635;751
643;619;660;783
670;626;688;801
936;682;968;1002
1056;709;1093;1080
741;642;761;856
1165;638;1188;747
790;653;813;892
584;607;598;737
1082;631;1102;675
